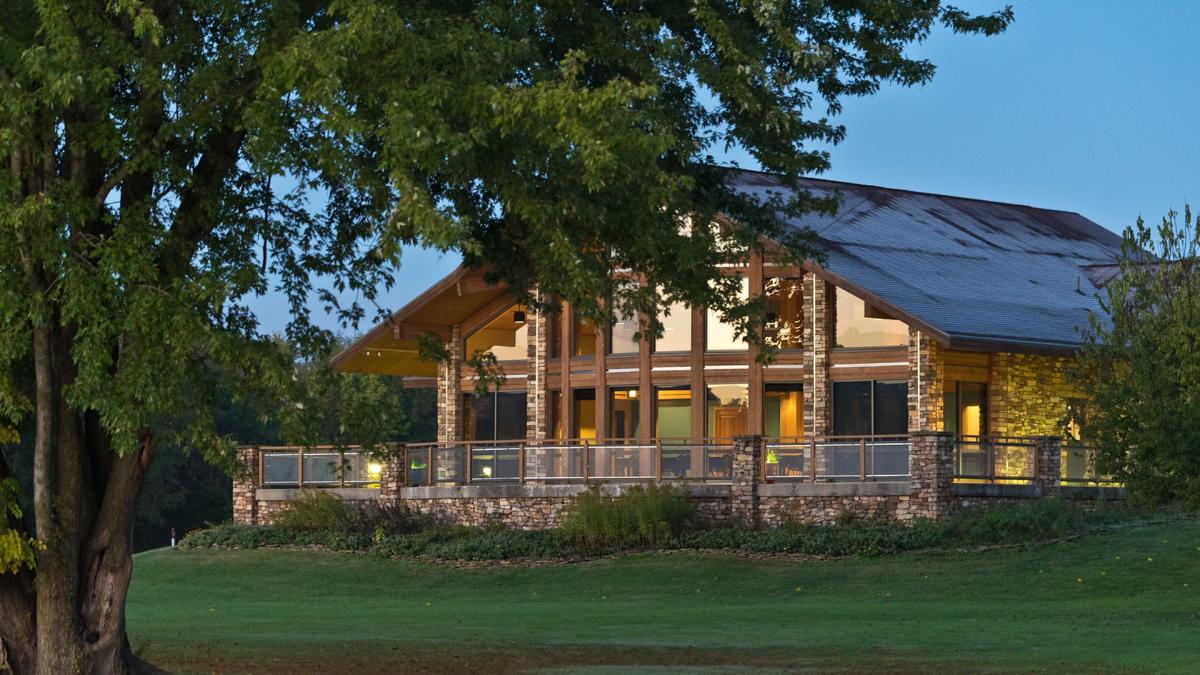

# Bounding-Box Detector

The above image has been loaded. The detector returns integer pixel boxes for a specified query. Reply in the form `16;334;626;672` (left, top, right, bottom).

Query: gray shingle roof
727;170;1124;351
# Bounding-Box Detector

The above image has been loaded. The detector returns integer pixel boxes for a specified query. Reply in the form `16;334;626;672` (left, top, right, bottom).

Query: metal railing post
465;443;472;485
809;439;817;482
256;446;263;488
519;442;526;483
859;439;867;482
339;447;346;487
297;446;305;488
583;440;590;481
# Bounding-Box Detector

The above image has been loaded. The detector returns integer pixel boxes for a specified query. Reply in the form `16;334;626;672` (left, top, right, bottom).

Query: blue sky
252;0;1199;335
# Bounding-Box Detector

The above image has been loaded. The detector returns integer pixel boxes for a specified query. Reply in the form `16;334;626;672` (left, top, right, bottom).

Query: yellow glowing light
628;389;638;398
482;466;493;478
367;462;383;477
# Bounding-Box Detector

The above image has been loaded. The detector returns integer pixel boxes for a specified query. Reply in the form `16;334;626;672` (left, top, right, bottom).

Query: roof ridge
719;165;1089;218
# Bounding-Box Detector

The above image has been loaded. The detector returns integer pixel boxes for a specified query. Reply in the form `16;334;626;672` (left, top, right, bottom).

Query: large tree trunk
13;324;162;675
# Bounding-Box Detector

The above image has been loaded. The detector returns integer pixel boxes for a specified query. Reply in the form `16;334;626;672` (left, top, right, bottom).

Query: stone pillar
526;307;549;440
802;273;832;439
379;444;406;504
436;324;463;443
908;329;944;433
1034;436;1062;497
231;446;259;525
906;432;955;521
730;435;763;527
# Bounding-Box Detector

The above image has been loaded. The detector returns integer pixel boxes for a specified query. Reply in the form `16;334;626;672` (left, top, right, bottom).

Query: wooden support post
859;438;868;481
465;443;472;485
809;439;817;482
561;303;573;440
748;251;764;435
638;311;653;442
595;317;608;443
690;306;705;440
519;442;526;482
297;446;304;488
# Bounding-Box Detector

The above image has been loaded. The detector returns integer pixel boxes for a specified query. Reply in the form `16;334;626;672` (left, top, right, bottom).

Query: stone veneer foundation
233;434;1121;529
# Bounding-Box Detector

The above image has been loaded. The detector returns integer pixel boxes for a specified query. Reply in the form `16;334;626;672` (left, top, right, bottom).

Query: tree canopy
0;2;1010;672
1073;207;1200;508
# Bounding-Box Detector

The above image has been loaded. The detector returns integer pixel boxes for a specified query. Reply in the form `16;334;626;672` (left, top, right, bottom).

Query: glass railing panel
866;441;909;479
470;445;521;481
819;442;861;480
764;441;808;479
262;452;299;486
302;452;340;485
588;444;656;479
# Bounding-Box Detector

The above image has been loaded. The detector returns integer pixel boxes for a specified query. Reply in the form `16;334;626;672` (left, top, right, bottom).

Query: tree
1072;207;1200;507
0;2;1009;672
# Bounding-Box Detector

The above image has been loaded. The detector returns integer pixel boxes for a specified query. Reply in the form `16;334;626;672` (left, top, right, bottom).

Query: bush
274;491;348;532
938;498;1134;545
561;483;696;552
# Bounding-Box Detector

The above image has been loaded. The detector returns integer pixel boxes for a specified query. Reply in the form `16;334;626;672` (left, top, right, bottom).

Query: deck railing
763;436;910;482
952;436;1038;484
1061;443;1119;486
257;445;383;488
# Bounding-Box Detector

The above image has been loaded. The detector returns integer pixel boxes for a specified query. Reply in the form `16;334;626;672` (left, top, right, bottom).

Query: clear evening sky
250;0;1200;336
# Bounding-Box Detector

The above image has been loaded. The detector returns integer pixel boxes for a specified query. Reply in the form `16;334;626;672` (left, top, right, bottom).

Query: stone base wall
759;495;906;527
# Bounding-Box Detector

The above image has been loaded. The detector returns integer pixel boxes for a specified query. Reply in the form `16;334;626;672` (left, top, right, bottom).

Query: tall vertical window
834;288;908;348
572;388;596;439
609;388;641;439
655;301;691;352
464;305;529;361
706;384;748;438
654;386;692;438
573;314;596;356
832;380;908;436
764;277;804;350
944;381;987;437
548;390;563;439
764;384;803;439
706;276;749;351
610;312;640;354
464;391;528;441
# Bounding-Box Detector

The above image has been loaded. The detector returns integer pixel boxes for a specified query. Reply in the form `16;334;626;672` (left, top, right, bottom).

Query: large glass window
464;391;528;441
834;288;908;348
764;383;804;439
609;388;641;439
707;384;748;438
706;276;749;351
572;388;596;439
832;380;908;436
654;386;692;438
573;314;596;356
465;305;529;361
610;312;640;354
655;300;691;352
943;381;987;437
765;277;804;350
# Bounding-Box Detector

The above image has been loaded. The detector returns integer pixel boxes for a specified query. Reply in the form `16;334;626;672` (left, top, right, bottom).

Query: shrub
332;500;434;537
561;483;696;552
274;491;348;532
939;498;1134;545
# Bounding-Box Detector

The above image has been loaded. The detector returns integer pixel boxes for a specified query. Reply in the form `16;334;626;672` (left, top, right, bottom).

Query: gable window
706;276;750;351
573;314;596;356
834;288;907;348
764;277;804;350
655;301;691;352
465;305;529;361
610;312;640;355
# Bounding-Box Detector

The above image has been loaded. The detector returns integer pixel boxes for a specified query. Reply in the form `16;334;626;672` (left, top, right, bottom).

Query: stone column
905;432;954;521
1034;436;1062;497
379;444;406;504
231;446;259;525
908;329;944;433
526;306;549;440
436;324;463;443
730;435;763;527
802;274;831;439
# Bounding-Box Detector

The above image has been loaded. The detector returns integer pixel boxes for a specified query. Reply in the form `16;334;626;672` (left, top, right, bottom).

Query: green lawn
129;517;1200;674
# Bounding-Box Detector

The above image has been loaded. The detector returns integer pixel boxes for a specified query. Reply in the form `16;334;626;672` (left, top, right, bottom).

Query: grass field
128;516;1200;674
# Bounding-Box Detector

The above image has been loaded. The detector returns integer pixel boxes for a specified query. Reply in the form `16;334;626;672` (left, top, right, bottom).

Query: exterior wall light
513;310;526;324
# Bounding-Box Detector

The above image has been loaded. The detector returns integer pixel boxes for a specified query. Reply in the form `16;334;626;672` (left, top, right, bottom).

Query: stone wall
988;352;1079;438
525;306;550;440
